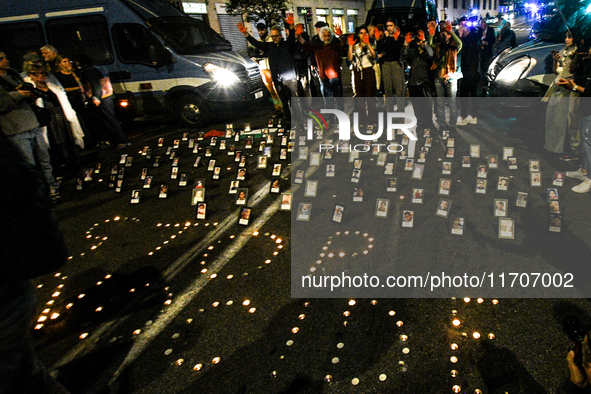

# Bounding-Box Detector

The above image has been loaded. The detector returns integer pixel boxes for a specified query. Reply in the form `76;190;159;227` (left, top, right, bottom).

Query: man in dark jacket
238;17;300;125
401;30;435;131
478;20;496;78
457;19;481;125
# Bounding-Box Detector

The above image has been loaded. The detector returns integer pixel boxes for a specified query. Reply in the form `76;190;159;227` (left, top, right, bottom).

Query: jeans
8;128;57;187
581;115;591;176
434;77;458;127
320;77;343;110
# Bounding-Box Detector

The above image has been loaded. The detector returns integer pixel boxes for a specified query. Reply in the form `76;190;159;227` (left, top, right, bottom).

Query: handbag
31;104;51;127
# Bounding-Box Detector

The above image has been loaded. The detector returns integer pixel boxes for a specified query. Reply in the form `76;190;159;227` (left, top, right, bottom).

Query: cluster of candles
450;297;499;393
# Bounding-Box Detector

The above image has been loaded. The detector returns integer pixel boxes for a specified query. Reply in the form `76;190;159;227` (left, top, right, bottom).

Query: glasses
0;56;6;60
270;35;281;38
29;72;47;77
386;24;395;27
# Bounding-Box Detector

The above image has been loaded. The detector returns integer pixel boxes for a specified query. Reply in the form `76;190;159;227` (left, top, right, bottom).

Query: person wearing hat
247;23;283;115
312;21;328;43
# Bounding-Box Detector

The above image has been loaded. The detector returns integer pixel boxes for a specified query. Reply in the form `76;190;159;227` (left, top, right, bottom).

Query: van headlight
494;56;536;86
203;63;240;87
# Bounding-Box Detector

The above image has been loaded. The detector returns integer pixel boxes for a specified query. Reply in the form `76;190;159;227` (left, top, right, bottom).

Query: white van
0;0;266;126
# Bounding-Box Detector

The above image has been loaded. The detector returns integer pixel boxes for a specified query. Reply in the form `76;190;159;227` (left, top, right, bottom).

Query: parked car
486;0;591;105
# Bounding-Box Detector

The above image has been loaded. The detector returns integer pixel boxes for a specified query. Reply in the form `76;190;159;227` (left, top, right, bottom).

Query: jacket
0;69;40;136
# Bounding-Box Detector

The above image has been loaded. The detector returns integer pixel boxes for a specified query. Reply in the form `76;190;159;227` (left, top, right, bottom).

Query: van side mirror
149;45;172;67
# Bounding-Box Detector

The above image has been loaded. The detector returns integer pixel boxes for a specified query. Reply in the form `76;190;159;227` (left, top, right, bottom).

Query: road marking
50;177;273;373
109;196;283;384
106;131;335;383
163;178;270;280
50;134;316;377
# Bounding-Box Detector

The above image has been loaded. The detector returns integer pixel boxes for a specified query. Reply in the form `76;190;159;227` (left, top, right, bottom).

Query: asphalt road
27;94;591;394
29;19;591;392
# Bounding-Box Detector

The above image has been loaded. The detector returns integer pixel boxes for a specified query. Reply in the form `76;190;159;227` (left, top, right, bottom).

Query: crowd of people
0;46;130;200
239;16;519;130
240;17;591;194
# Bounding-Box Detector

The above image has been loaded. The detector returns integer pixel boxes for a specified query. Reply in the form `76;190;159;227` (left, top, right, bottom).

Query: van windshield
149;17;232;54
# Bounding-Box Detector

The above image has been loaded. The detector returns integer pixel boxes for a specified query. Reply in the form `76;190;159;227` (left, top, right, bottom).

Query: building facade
175;0;367;55
169;0;499;56
435;0;500;22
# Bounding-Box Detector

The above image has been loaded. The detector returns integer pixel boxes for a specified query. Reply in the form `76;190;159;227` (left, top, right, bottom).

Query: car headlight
203;63;240;87
494;56;536;86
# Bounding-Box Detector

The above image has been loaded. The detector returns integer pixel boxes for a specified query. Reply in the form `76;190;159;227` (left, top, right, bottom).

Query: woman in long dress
543;32;579;160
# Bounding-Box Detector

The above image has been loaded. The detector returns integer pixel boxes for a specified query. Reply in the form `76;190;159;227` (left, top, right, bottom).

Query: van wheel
177;95;206;127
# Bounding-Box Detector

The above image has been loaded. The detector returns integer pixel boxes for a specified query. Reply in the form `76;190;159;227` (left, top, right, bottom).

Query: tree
225;0;290;26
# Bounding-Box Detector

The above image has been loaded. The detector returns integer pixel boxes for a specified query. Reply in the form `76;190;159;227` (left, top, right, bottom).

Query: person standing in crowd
402;30;435;131
25;64;84;178
372;24;385;97
238;16;301;127
348;26;377;126
496;21;517;55
379;18;405;112
0;51;60;200
429;21;462;129
0;136;70;394
544;32;580;161
457;17;480;125
306;21;327;97
40;45;60;75
478;20;496;79
293;23;313;98
76;55;130;148
297;25;347;110
247;23;283;116
53;56;92;146
558;43;591;193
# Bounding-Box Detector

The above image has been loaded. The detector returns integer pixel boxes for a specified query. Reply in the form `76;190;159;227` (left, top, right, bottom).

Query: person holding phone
348;26;377;126
558;43;591;193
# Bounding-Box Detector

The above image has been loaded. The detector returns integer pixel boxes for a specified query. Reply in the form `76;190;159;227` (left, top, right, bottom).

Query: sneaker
456;117;468;126
559;154;580;162
572;178;591;193
566;168;588;181
466;115;478;124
